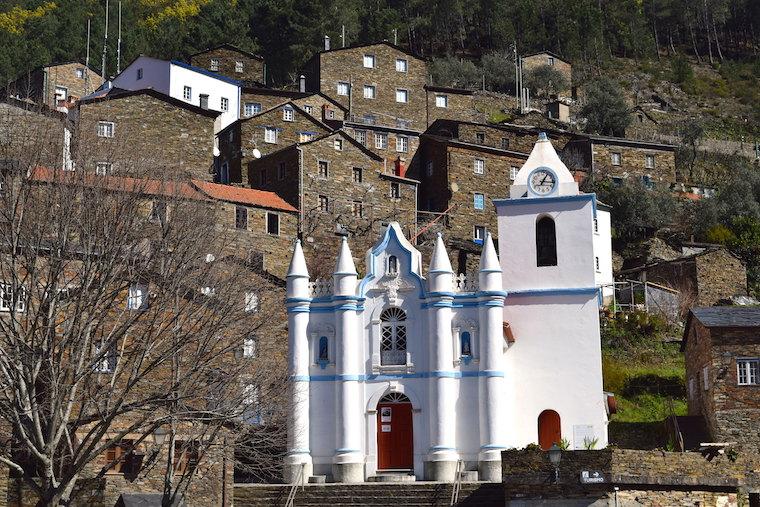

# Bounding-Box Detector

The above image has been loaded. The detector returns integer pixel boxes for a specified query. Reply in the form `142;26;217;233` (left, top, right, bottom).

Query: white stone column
284;241;313;482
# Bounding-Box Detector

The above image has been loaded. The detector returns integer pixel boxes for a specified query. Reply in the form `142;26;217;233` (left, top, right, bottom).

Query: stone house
189;43;265;84
619;247;747;308
564;135;677;186
424;85;478;126
217;101;333;186
240;85;346;122
683;307;760;452
341;122;422;179
302;41;428;131
626;105;661;141
0;100;72;171
5;61;104;110
520;51;572;97
247;130;418;273
76;88;219;180
427;119;574;155
416;132;528;272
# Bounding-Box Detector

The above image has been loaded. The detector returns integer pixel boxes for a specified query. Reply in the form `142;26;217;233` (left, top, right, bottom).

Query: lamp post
152;426;169;446
548;443;562;483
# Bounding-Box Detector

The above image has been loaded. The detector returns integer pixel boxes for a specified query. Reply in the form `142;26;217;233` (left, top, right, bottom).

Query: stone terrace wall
694;249;747;306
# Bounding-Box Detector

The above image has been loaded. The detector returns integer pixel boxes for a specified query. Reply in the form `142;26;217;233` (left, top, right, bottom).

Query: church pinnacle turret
428;233;454;293
479;232;502;292
286;240;310;298
333;236;358;296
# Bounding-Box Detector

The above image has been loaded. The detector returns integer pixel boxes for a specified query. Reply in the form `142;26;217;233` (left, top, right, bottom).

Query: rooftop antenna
85;18;91;93
341;25;345;48
101;0;109;78
393;28;398;45
116;1;122;74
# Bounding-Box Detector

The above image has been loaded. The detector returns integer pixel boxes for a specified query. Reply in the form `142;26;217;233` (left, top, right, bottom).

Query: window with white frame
127;283;148;310
94;341;117;373
95;162;112;175
243;336;257;357
244;102;261;116
380;307;407;366
737;358;759;385
0;283;25;312
645;154;655;169
303;104;313;114
337;82;350;96
245;292;259;313
395;58;408;72
298;132;314;143
221;97;229;112
474;192;485;210
453;324;477;365
363;54;376;68
264;127;277;143
474;159;485;174
97;121;114;138
510;166;518;181
611;152;622;166
210;58;219;71
396;136;408;153
375;132;388;149
183;86;192;101
355;130;366;145
363;85;376;99
326;109;335;119
54;86;67;102
318;160;329;178
547;56;555;66
334;138;343;151
702;365;710;390
235;206;248;230
390;182;400;199
474;225;485;242
283;107;294;121
436;95;448;108
235;61;244;73
76;68;84;78
395;89;408;103
266;212;279;235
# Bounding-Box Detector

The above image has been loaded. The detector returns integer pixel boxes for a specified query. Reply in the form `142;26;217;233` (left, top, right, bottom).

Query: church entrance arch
538;410;562;450
376;392;413;470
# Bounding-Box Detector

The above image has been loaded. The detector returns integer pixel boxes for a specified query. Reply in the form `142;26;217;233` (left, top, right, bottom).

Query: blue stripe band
291;370;505;382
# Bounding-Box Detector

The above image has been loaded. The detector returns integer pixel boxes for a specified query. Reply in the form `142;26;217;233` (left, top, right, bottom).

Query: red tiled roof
191;180;297;212
30;167;209;200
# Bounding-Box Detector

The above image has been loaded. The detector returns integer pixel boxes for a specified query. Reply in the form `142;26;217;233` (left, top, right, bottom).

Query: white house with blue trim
284;134;611;484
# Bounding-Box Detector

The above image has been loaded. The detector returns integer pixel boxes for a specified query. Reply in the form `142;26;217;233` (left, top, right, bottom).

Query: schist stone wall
9;63;104;108
305;43;428;130
425;87;479;126
694;249;748;306
521;52;572;96
218;104;331;186
342;125;421;176
684;321;760;452
190;46;264;84
589;141;677;185
0;102;69;170
76;92;217;180
248;133;418;274
502;448;758;506
239;89;346;122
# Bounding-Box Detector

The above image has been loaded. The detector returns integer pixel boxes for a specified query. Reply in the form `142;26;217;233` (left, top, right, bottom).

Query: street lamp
152;426;169;446
548;443;562;483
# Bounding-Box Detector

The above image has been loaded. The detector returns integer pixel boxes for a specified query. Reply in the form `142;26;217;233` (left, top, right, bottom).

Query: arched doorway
377;392;413;470
538;410;561;450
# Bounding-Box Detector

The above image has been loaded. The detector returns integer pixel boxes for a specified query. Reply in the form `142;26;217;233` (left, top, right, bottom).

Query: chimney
299;75;306;93
324;35;330;51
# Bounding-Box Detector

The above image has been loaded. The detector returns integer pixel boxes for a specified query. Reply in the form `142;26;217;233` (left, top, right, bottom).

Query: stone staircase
234;481;504;506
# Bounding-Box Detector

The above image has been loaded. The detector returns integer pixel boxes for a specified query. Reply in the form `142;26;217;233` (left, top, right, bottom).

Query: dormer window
387;255;398;276
283;107;294;122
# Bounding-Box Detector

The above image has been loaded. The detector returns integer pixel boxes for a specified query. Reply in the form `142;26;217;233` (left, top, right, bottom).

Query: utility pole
85;19;91;93
116;1;122;74
341;25;345;48
393;28;398;46
101;0;109;78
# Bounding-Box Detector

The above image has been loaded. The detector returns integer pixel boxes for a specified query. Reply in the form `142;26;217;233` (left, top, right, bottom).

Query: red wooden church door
538;410;562;450
377;393;413;470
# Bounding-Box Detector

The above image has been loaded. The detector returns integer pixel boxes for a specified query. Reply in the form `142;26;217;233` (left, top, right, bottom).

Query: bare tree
0;114;285;506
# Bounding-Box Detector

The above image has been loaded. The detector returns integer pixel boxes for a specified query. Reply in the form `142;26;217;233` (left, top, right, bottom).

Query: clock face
529;168;557;195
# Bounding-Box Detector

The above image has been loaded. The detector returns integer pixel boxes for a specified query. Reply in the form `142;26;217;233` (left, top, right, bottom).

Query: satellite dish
213;146;220;157
252;148;262;159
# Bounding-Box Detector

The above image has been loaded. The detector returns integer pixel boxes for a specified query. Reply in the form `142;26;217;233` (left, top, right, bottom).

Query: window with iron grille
318;160;329;178
380;307;407;365
352;201;363;218
319;195;329;212
352;167;363;183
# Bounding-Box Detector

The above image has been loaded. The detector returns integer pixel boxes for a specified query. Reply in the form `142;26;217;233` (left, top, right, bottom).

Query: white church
284;134;614;483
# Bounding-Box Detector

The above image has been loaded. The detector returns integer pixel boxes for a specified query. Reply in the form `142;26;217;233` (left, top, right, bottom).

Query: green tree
581;77;632;136
480;51;515;92
523;64;568;97
429;55;480;89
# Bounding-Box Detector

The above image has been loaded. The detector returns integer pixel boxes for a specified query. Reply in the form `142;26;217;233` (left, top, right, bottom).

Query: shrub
523;64;568;97
670;56;694;86
481;51;515;93
580;77;631;137
429;56;481;89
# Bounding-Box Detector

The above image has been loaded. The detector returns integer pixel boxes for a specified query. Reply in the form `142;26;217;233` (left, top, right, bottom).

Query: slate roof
78;87;222;118
189;43;264;61
690;306;760;328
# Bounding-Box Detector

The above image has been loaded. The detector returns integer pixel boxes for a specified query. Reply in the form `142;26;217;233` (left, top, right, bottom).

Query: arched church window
379;392;410;403
387;255;398;276
536;216;557;267
460;331;472;359
318;336;329;367
380;307;407;365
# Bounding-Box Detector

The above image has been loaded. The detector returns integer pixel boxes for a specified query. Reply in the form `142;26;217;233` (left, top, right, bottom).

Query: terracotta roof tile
191;180;297;212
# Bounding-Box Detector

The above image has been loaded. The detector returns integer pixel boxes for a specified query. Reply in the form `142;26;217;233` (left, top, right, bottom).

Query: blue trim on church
291;369;505;382
493;192;598;218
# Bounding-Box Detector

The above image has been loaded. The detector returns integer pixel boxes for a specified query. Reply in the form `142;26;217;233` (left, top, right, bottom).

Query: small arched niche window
318;336;329;368
536;216;557;267
387;255;398;276
460;331;473;363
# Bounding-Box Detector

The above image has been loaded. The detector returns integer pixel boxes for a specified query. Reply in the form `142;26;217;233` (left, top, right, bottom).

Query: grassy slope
603;342;687;449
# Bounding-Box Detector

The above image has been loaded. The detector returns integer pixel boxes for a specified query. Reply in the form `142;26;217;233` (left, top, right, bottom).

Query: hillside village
1;21;760;507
